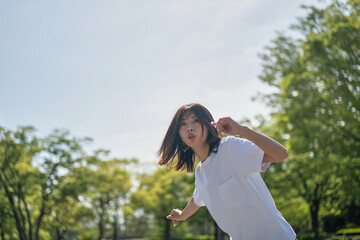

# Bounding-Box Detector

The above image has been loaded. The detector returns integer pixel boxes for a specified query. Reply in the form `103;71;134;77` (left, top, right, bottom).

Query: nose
186;124;194;132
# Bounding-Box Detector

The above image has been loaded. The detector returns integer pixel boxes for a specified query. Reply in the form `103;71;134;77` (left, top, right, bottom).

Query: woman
158;103;296;240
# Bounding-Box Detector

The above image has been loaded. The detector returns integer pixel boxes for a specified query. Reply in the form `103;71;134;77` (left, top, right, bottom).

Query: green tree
0;188;16;239
0;126;86;240
81;150;134;240
43;189;94;240
130;166;214;240
258;0;360;238
0;126;39;240
131;167;190;239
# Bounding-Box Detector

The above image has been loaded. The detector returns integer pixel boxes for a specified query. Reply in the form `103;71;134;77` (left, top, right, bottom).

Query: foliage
130;166;214;239
0;126;87;240
0;190;16;238
257;0;360;239
80;151;133;240
1;2;359;239
0;126;135;239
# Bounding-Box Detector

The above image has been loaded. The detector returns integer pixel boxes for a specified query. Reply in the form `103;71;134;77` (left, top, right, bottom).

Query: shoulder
219;136;255;154
220;136;248;147
218;136;240;153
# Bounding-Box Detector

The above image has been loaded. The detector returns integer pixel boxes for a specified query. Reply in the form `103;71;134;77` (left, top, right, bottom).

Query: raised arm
212;117;288;163
166;197;201;226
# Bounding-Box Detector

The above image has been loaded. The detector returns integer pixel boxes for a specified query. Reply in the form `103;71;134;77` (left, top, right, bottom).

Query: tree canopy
258;0;360;239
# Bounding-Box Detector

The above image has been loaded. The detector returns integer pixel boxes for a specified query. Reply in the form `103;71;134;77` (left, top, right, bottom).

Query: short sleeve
225;136;270;176
193;187;205;207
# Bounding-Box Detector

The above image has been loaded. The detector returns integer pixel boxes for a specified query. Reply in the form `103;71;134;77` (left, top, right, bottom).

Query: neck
192;143;210;162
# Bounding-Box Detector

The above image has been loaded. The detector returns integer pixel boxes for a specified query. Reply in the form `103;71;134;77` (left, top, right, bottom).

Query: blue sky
0;0;322;164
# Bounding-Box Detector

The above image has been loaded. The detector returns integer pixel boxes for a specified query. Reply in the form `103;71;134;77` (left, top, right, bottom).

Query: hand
166;209;184;227
211;117;243;136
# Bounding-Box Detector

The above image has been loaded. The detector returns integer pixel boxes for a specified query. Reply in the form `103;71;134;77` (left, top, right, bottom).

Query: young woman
158;103;296;240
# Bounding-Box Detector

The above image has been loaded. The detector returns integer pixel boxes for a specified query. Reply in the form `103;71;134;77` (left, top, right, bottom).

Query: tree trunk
21;194;33;240
34;202;46;240
214;221;223;240
214;221;219;240
310;199;320;240
1;184;27;240
98;198;105;240
214;221;228;240
123;215;127;239
56;227;64;240
98;220;104;240
165;218;170;240
112;216;118;240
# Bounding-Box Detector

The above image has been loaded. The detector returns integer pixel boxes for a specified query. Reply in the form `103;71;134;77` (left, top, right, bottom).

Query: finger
219;119;231;136
216;122;224;132
172;219;178;226
217;118;225;124
219;117;230;125
218;119;228;128
214;122;222;137
216;119;224;129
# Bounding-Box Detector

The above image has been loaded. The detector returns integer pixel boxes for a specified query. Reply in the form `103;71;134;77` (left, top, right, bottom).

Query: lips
188;133;195;140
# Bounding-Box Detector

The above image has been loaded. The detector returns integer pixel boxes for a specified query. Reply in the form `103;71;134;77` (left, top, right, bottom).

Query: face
178;112;208;148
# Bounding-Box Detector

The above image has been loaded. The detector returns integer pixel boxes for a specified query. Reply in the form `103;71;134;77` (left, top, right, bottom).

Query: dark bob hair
158;103;221;172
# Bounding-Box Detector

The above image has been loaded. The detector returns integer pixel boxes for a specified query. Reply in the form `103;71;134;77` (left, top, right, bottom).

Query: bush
296;232;315;240
296;232;333;240
323;214;346;233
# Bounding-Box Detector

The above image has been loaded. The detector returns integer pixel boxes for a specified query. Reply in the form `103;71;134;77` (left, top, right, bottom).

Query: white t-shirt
193;136;296;240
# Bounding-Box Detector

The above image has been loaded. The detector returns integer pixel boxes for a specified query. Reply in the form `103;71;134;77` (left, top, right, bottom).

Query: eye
180;122;186;126
194;119;199;123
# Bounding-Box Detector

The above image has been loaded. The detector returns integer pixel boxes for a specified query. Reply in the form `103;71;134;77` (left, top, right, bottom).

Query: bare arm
212;117;288;163
166;197;201;226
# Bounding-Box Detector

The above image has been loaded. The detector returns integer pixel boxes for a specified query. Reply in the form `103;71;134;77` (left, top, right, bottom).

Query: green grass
130;235;214;240
336;228;360;236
